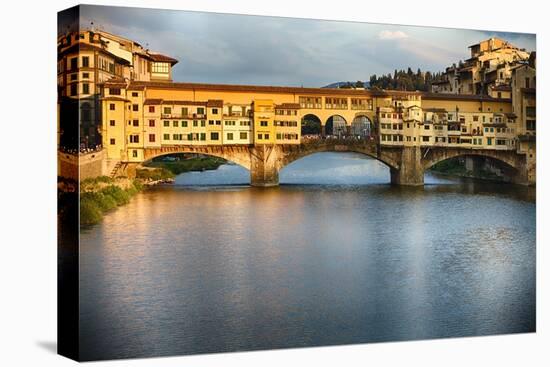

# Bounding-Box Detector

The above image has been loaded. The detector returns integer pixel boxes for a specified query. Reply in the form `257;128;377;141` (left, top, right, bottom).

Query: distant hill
322;81;370;89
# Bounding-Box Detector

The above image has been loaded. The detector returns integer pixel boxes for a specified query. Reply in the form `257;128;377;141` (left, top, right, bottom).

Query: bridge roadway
131;136;532;186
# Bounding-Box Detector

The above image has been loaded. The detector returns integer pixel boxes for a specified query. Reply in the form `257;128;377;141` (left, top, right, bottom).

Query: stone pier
390;146;424;186
250;145;281;187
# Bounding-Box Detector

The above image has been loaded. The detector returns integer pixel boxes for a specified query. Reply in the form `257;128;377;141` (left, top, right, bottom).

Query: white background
0;0;547;365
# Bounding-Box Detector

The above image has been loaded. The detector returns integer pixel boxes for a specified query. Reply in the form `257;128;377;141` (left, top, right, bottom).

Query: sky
59;5;536;88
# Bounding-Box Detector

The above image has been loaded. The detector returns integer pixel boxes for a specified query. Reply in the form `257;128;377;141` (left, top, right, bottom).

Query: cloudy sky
61;5;535;87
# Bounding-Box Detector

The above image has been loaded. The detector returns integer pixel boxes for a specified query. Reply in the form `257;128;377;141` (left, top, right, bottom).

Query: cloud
75;6;535;87
378;30;409;40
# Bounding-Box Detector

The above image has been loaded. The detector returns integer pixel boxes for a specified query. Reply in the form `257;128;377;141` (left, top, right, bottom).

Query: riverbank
429;158;506;182
79;157;226;225
144;156;226;175
80;176;144;226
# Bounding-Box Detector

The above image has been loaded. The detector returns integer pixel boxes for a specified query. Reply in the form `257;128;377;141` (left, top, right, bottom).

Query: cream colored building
432;37;530;96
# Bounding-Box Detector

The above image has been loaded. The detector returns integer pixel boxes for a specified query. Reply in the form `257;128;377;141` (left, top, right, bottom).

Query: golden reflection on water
79;154;536;360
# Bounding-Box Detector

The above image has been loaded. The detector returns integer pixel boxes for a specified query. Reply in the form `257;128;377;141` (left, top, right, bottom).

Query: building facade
58;30;536;184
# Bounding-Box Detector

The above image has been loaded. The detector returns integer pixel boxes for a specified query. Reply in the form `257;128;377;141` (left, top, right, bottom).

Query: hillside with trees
368;68;443;91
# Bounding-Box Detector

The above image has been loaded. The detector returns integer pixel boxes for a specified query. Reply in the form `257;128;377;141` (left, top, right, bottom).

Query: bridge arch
279;140;399;172
421;148;527;183
142;145;252;170
325;115;348;136
351;115;375;137
422;149;522;172
301;114;322;136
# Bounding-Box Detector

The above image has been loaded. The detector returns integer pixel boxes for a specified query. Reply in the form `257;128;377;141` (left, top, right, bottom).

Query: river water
79;152;536;360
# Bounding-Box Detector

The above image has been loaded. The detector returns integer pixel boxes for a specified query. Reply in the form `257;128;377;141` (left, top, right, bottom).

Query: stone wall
58;149;106;180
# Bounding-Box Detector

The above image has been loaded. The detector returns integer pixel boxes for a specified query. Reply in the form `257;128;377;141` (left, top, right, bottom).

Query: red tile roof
207;100;224;107
148;53;178;65
143;99;163;105
129;81;422;97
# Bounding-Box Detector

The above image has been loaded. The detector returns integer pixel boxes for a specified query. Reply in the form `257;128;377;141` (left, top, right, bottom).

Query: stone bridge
137;138;532;186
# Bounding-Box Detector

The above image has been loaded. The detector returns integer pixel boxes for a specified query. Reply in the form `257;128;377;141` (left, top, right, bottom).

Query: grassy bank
430;158;505;181
80;176;143;226
78;157;225;226
144;156;226;175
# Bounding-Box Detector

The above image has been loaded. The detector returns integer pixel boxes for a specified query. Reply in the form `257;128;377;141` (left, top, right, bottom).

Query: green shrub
80;198;103;225
81;176;113;186
101;185;130;206
132;179;144;191
136;168;174;181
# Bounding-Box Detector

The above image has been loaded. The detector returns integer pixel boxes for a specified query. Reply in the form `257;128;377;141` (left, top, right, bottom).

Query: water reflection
79;152;535;360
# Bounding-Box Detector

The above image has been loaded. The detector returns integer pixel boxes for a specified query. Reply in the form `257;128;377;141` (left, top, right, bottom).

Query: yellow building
57;29;535;184
253;100;276;144
432;37;531;96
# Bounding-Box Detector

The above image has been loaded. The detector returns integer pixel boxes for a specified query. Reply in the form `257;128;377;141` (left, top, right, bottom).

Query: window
129;135;139;143
257;134;262;140
265;134;269;140
149;106;155;113
132;104;139;112
109;103;115;111
132;150;138;158
227;133;233;141
201;120;206;127
260;121;268;127
193;120;198;127
149;120;155;127
70;83;77;96
82;56;89;67
173;121;179;127
133;120;139;127
325;97;348;109
82;72;89;79
526;120;536;131
212;108;218;114
197;107;205;115
163;107;172;115
70;57;77;70
82;83;89;94
152;62;169;73
526;106;536;118
182;121;188;127
424;125;430;130
299;96;322;109
164;121;170;127
149;134;156;142
109;88;121;95
240;132;247;140
200;133;206;141
351;98;371;110
422;136;430;142
163;134;170;140
525;77;530;89
132;92;138;97
473;115;479;122
110;138;115;145
109;120;115;126
182;107;188;116
210;132;220;141
487;137;493;145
